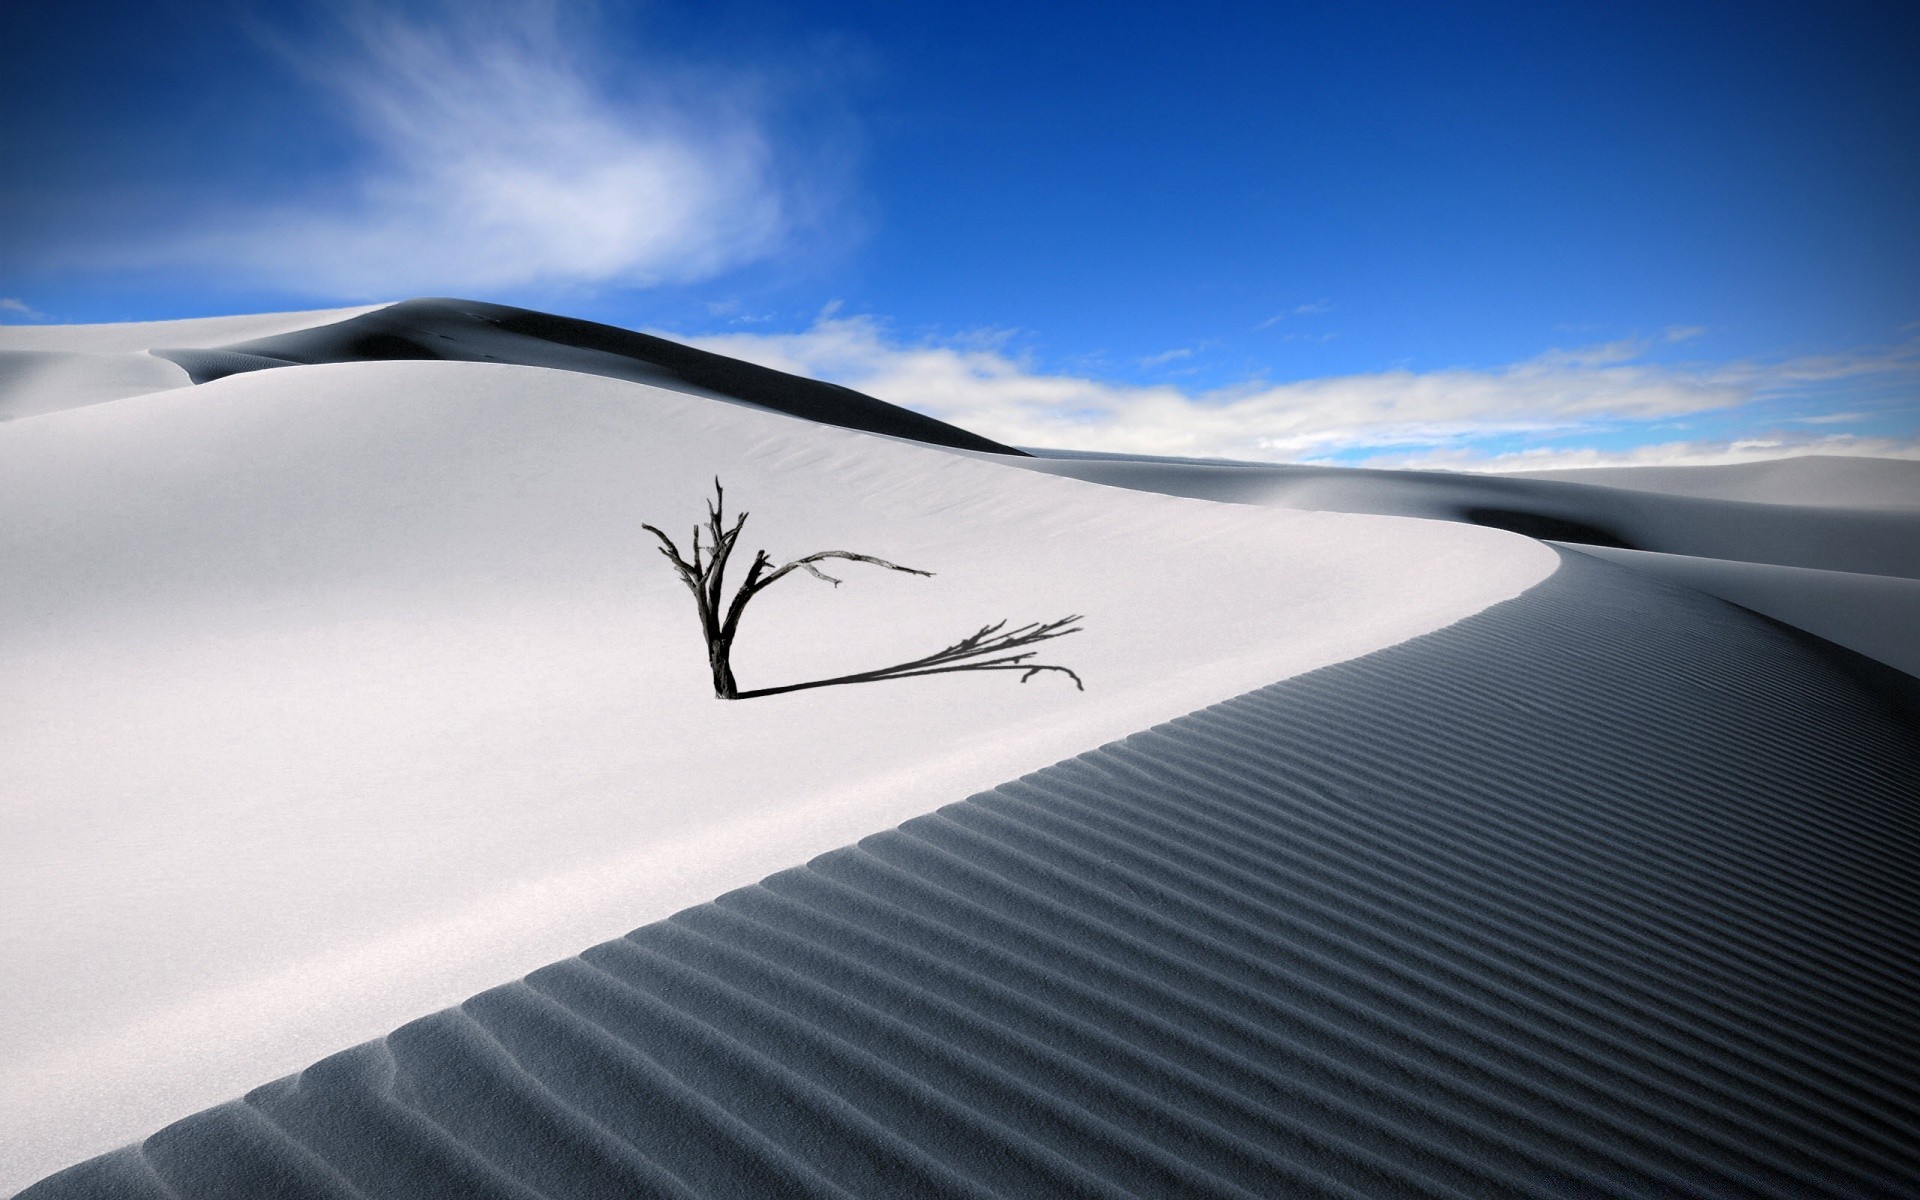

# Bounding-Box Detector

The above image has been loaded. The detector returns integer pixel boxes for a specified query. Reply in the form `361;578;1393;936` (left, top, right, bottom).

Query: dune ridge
24;551;1920;1199
158;297;1023;455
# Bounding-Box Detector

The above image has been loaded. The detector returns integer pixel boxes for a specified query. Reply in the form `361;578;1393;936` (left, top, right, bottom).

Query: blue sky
3;0;1915;467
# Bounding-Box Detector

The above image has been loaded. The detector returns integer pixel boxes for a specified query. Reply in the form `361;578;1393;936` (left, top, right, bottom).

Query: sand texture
7;299;1916;1196
1556;543;1920;678
0;359;1549;1188
22;551;1920;1199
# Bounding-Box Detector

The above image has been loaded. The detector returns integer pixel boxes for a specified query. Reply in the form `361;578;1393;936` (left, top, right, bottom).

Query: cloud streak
147;1;814;296
1373;435;1920;473
679;317;1920;467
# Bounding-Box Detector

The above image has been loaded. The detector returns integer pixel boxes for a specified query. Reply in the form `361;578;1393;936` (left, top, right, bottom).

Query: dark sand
26;551;1919;1199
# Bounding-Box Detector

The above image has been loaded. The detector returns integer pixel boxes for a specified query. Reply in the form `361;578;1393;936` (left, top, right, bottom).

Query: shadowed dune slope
155;297;1023;455
1516;455;1920;511
26;551;1920;1199
1556;542;1920;679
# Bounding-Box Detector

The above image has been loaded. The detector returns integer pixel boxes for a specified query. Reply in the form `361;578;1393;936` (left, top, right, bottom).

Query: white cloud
681;316;1918;462
1790;411;1865;425
146;1;815;296
0;298;43;321
1368;435;1920;473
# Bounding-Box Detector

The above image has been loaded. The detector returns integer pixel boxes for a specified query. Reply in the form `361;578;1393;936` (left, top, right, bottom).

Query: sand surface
7;299;1915;1197
0;306;387;420
1008;450;1920;676
26;551;1920;1199
0;359;1551;1190
1555;543;1920;678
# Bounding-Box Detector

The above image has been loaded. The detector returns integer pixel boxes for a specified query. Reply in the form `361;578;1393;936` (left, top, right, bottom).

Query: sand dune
1516;454;1920;511
5;300;1916;1197
1555;543;1920;679
1013;451;1920;578
24;552;1920;1199
158;296;1021;454
0;357;1549;1190
1006;450;1920;678
0;305;387;420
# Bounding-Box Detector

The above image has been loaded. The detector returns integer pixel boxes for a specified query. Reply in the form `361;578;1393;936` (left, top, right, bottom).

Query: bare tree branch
734;617;1086;698
644;480;1083;699
750;549;934;594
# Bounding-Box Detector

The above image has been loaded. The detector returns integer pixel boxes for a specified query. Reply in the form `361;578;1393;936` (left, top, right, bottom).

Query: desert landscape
3;300;1916;1197
5;1;1917;1195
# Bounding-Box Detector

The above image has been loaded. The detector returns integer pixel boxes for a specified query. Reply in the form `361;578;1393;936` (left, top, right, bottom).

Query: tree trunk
709;636;739;699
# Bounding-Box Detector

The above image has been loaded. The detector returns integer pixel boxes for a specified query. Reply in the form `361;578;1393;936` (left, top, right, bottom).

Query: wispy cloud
1369;435;1920;473
1256;300;1333;329
0;298;44;322
138;0;826;296
677;316;1920;464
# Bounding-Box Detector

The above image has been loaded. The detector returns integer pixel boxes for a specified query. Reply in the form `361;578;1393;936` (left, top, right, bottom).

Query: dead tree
643;479;1084;699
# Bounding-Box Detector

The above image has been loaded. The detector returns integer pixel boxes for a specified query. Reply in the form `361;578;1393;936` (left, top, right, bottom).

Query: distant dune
4;300;1914;1198
1515;454;1920;511
1009;450;1920;679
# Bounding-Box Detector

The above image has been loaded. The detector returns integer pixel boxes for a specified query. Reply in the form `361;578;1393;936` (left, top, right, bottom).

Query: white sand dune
0;358;1552;1190
6;300;1916;1198
24;551;1920;1200
0;305;387;420
0;305;390;355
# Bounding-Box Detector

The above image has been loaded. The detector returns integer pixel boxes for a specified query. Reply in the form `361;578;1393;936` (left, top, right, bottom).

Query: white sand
0;305;387;420
0;305;389;354
0;359;1552;1189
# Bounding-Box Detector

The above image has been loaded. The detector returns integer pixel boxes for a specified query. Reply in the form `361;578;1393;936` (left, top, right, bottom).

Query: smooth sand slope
25;551;1920;1199
0;306;387;420
0;359;1551;1190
